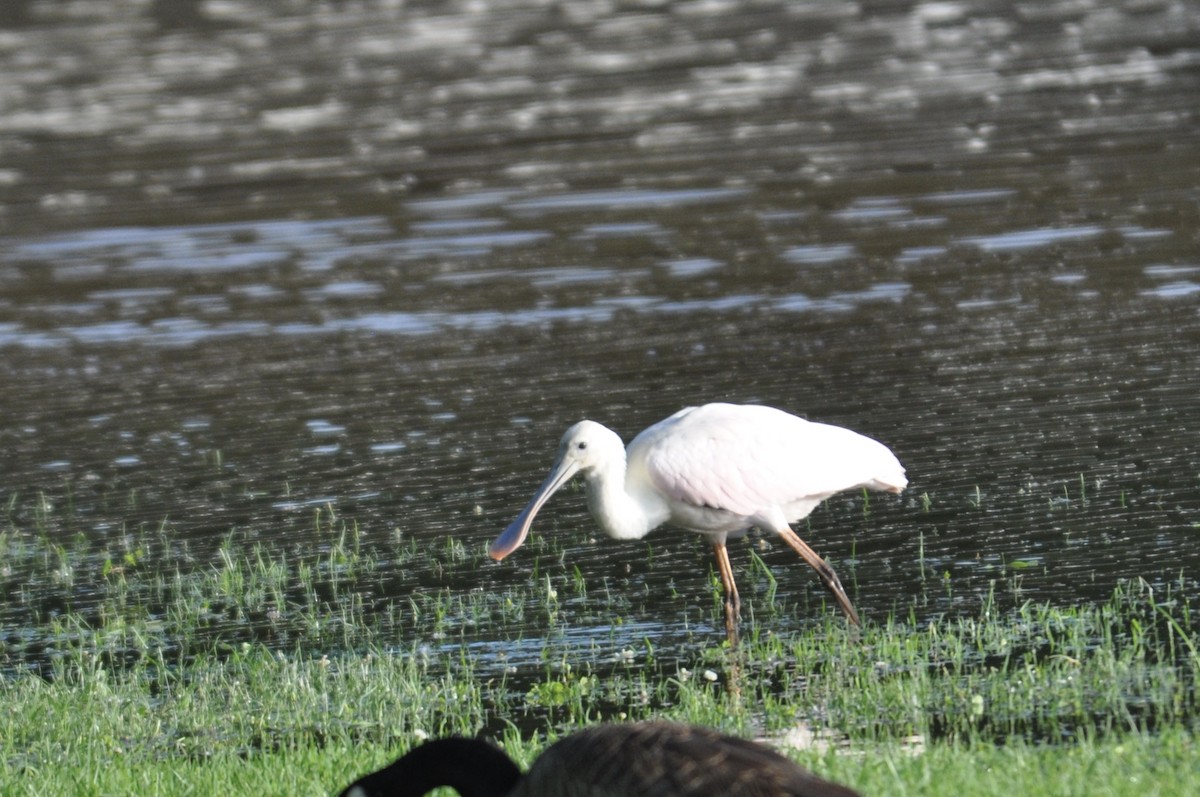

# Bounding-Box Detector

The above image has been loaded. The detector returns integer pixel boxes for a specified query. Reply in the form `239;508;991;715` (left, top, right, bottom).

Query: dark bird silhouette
338;721;862;797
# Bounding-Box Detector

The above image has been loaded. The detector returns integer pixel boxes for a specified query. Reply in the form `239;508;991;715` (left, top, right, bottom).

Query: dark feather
337;722;861;797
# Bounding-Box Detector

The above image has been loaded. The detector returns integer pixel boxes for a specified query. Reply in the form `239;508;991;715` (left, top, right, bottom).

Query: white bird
490;403;907;641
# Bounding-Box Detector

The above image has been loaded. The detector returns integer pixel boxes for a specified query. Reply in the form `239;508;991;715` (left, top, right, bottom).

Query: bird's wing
636;404;904;519
521;722;861;797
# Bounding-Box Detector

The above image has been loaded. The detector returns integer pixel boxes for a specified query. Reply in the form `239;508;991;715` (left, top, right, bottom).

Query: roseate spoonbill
489;403;906;641
338;721;862;797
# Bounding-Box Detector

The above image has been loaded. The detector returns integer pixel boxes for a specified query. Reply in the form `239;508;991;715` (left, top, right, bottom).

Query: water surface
1;0;1198;673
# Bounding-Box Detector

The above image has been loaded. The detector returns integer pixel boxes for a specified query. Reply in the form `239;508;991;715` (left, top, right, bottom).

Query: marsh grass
1;493;1198;795
2;587;1198;797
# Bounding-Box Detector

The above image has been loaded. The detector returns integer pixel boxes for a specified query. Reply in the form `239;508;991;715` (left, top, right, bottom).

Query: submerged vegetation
1;492;1198;795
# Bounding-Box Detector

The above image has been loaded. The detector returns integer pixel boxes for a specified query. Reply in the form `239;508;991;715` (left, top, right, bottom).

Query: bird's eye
577;441;587;450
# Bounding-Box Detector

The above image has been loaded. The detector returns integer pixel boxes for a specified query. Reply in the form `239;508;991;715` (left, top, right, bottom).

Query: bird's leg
776;527;861;627
712;541;741;647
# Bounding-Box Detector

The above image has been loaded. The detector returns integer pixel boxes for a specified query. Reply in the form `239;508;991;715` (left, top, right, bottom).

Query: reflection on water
0;196;1183;348
1;0;1198;675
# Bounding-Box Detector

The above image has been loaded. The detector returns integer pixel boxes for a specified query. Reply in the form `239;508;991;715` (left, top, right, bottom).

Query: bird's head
488;420;624;561
552;419;625;474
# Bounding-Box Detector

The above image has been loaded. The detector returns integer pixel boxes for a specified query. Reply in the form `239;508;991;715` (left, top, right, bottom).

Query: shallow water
1;1;1198;669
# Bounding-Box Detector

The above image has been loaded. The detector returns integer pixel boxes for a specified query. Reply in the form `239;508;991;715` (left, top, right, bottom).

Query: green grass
1;497;1198;795
1;578;1196;794
5;731;1198;797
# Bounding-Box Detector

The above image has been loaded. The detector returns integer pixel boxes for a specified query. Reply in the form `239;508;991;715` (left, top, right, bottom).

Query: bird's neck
341;737;520;797
584;453;658;541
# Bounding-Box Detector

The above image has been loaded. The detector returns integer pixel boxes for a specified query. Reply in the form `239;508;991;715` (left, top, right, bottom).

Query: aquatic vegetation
0;571;1196;795
1;487;1198;795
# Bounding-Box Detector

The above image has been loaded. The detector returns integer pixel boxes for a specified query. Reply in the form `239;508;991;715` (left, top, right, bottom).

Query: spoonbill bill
489;403;906;640
338;720;862;797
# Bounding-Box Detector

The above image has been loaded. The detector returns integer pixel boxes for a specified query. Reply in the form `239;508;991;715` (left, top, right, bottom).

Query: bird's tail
867;471;908;494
